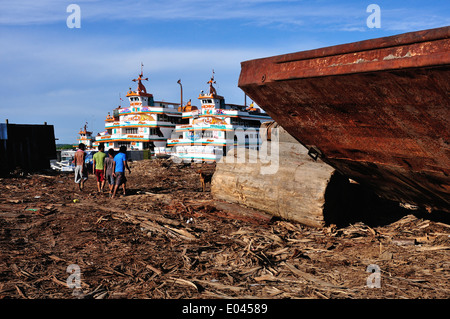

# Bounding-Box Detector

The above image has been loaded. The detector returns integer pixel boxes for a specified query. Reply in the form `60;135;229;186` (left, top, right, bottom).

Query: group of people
73;143;131;198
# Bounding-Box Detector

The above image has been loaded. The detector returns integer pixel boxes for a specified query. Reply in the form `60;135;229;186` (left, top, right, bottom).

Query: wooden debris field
0;159;449;299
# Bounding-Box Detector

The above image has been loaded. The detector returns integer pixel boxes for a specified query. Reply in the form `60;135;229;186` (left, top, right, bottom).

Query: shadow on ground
323;172;449;228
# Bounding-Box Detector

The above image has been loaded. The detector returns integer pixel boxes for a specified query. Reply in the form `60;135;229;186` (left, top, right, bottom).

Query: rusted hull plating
239;26;450;212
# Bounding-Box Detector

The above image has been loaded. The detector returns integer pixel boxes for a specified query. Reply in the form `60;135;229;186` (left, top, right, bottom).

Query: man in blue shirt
111;146;131;198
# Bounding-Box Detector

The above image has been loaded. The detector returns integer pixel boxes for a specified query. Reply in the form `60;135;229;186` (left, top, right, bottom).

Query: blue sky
1;0;449;144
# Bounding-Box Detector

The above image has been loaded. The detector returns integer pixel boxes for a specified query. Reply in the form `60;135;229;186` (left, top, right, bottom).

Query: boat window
118;141;130;147
125;128;138;134
202;131;213;138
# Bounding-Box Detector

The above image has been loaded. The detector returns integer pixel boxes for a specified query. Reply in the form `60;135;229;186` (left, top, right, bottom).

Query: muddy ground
0;159;449;300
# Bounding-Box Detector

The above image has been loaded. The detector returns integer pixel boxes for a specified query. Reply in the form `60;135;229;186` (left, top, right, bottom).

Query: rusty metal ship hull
238;26;450;212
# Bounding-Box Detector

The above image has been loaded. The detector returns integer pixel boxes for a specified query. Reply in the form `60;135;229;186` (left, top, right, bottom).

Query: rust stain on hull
239;26;450;212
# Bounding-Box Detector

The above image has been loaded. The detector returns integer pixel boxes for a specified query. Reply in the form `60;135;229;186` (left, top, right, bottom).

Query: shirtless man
74;143;88;191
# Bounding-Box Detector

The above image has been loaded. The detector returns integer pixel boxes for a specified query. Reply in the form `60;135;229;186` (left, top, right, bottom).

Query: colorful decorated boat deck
77;123;95;149
167;73;272;162
96;69;184;154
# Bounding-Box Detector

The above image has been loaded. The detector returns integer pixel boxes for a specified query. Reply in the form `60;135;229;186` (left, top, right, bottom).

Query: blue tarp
0;123;7;140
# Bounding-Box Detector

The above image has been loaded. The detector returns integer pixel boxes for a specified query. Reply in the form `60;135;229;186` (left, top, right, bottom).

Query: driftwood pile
0;159;449;299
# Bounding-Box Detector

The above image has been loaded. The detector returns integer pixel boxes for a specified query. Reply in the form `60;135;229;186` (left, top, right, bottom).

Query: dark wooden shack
0;121;57;175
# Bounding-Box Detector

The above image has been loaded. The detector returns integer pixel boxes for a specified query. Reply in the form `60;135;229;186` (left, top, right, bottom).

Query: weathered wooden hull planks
238;26;450;212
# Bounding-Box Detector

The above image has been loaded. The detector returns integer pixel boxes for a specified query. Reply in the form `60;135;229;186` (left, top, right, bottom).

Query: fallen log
211;123;343;228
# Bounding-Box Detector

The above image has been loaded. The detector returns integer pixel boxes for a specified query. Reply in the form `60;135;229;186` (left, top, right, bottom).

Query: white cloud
0;0;368;28
2;0;448;33
0;0;68;25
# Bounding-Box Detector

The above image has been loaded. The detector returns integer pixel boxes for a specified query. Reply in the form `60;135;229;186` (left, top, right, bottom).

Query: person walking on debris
73;143;88;191
92;143;106;193
111;146;131;198
104;148;116;197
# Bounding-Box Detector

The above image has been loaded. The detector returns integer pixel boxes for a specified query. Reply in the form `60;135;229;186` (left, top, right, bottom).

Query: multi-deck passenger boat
77;123;95;149
167;73;272;162
96;69;184;155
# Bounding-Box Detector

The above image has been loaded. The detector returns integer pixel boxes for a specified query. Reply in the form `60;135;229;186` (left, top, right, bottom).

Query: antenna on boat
177;79;183;108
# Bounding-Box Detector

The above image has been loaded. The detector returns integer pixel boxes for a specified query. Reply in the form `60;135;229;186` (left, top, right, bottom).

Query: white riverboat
167;73;272;162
